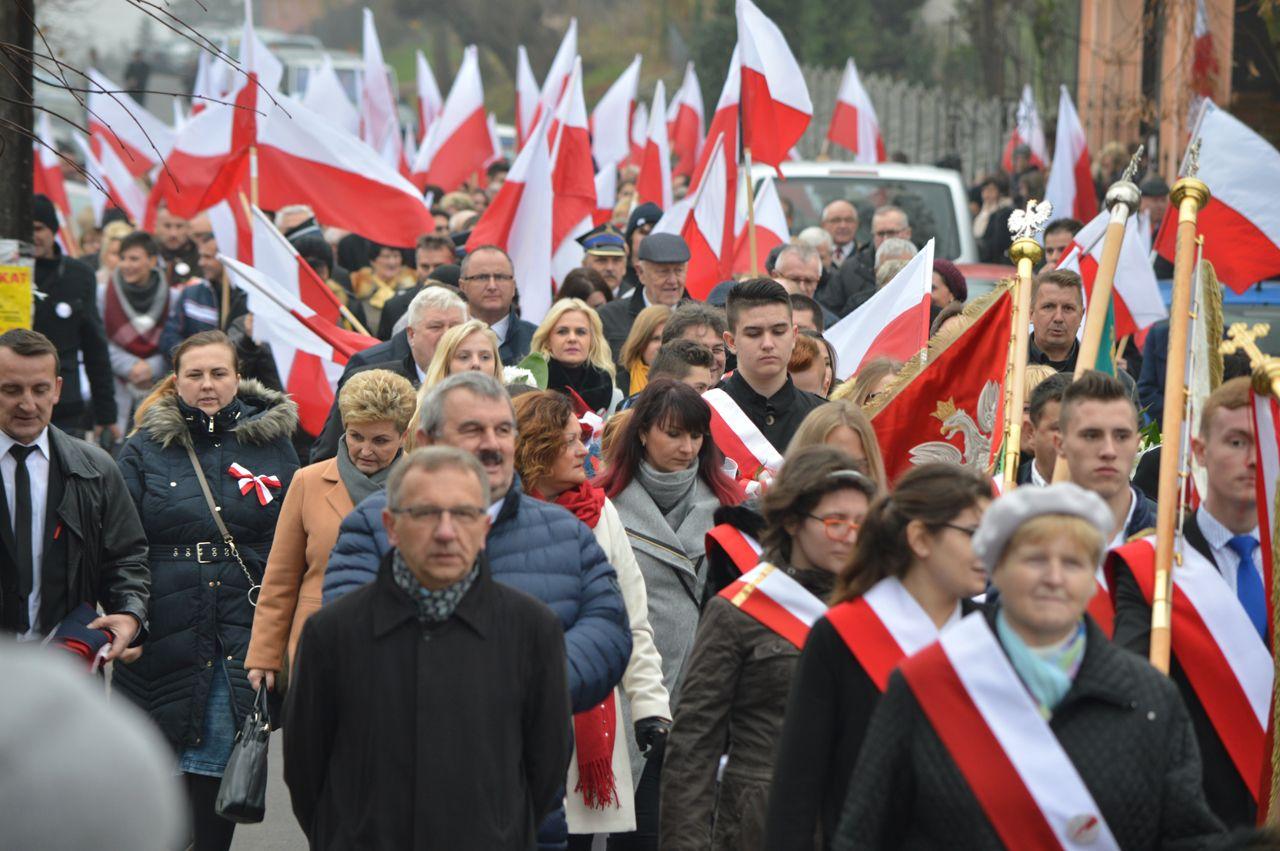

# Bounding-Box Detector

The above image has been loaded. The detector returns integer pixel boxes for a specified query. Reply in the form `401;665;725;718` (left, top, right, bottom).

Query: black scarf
547;358;613;413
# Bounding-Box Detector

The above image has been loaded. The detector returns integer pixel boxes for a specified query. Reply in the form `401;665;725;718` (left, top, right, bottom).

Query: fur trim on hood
139;378;299;449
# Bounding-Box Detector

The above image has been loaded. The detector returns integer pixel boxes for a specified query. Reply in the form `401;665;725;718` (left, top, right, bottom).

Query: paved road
229;732;307;850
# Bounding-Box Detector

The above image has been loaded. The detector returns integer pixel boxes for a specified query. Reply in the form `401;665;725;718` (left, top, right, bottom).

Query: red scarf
103;276;168;358
532;479;616;808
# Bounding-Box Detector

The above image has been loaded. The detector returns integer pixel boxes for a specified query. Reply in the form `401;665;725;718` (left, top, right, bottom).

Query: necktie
8;444;36;634
1228;534;1265;641
833;245;845;266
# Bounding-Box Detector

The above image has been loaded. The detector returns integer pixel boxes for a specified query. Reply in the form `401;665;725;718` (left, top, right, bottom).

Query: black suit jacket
310;351;420;463
1111;509;1258;828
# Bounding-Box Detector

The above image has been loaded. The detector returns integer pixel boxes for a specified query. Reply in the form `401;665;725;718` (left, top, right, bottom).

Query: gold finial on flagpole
1000;200;1051;492
1221;322;1280;399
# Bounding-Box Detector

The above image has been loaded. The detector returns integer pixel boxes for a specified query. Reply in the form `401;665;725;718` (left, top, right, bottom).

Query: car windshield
764;175;963;260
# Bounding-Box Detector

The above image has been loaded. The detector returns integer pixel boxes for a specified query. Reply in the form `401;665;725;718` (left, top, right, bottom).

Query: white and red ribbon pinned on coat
228;463;281;506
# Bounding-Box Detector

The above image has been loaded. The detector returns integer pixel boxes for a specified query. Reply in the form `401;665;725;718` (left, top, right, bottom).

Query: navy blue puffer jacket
114;381;299;748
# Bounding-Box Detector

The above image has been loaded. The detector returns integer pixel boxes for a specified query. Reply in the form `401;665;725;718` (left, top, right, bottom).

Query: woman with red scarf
513;391;671;847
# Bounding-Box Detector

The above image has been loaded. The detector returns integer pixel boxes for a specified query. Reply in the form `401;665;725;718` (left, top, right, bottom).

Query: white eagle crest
1007;199;1054;241
908;380;1001;472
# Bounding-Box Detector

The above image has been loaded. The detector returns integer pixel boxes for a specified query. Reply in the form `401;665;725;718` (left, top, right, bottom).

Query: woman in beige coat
245;369;416;688
513;391;671;844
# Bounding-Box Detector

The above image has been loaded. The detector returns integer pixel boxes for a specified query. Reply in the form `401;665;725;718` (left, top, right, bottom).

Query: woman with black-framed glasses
660;446;876;850
765;463;991;851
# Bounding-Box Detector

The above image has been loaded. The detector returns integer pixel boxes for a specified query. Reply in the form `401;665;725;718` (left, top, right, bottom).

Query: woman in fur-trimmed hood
114;330;299;851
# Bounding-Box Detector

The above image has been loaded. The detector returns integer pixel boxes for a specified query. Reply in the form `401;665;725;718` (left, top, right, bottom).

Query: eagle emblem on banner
908;381;1001;471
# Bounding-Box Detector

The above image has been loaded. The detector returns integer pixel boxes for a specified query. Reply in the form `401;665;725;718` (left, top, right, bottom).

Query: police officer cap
972;483;1113;573
577;224;626;256
637;232;691;264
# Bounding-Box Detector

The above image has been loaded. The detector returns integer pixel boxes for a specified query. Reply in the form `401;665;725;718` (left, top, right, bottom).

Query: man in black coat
31;195;118;441
0;329;148;651
597;233;690;365
284;447;571;849
457;245;536;365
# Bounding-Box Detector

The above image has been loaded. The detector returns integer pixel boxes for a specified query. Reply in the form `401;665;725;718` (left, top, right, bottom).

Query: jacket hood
139;378;298;449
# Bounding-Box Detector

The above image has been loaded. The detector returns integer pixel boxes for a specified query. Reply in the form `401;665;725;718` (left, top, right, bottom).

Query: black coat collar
372;551;494;639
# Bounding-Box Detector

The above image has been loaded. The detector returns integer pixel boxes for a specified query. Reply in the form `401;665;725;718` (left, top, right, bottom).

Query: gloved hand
634;716;672;759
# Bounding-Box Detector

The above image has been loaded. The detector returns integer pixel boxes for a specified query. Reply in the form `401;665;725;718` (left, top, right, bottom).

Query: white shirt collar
0;427;50;461
1197;504;1259;551
1109;488;1138;549
1030;463;1049;487
490;312;512;343
415;361;428;386
487;495;507;522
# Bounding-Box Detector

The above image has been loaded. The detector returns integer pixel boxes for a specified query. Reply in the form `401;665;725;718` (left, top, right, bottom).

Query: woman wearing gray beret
833;483;1226;851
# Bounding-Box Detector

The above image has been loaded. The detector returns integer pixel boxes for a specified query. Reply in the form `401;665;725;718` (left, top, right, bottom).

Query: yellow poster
0;264;33;333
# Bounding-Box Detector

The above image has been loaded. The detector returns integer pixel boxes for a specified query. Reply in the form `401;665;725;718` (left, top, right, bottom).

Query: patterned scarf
103;267;168;358
391;551;478;623
996;610;1086;719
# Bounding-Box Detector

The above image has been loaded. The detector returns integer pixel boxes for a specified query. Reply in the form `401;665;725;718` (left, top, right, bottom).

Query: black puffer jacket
113;380;299;748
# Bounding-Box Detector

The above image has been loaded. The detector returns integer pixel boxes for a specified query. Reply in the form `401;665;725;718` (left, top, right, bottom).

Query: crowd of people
4;167;1276;851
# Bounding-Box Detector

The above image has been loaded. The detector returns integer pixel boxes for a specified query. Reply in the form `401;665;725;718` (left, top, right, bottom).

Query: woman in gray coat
597;378;743;850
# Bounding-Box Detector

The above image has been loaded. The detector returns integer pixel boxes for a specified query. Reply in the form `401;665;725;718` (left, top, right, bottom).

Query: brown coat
246;458;354;671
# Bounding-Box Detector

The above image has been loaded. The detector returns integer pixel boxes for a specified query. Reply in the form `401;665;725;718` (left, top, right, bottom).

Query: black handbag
215;685;272;823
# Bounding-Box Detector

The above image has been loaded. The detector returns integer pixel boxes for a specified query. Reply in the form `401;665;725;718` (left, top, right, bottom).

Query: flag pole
1050;146;1144;483
1149;139;1210;674
744;147;759;276
1000;204;1047;493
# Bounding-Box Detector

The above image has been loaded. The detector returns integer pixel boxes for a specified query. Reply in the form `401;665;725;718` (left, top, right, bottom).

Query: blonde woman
618;304;671;397
405;320;503;448
531;297;617;414
788;400;888;491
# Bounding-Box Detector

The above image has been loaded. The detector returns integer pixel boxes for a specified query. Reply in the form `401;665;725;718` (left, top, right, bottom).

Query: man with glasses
456;244;535;365
820;200;876;320
284;446;573;848
870;205;912;250
771;244;838;328
598;232;690;366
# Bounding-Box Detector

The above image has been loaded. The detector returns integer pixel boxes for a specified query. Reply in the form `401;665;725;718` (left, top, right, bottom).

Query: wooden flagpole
1149;141;1210;673
744;147;759;276
1000;202;1048;492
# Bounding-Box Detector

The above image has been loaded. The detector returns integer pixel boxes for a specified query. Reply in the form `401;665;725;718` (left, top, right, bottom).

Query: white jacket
565;497;671;833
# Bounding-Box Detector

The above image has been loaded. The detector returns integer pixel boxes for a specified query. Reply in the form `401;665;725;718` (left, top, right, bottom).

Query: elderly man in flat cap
597;232;690;366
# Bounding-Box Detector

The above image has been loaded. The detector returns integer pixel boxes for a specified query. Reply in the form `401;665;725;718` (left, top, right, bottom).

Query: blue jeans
178;657;237;778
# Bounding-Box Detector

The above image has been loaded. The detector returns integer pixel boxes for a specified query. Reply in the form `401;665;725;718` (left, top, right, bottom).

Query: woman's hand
247;668;277;691
118;646;143;664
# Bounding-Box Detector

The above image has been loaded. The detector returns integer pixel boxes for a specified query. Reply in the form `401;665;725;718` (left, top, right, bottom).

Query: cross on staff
1221;322;1280;399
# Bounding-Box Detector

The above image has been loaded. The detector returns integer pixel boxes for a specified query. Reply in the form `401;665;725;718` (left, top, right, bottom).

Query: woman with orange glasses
659;446;876;850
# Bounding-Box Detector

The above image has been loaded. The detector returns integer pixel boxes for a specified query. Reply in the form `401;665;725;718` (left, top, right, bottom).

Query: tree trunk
0;0;34;240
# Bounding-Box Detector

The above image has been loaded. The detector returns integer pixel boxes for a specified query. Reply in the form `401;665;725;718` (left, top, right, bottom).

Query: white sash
862;577;949;657
702;387;784;472
733;562;827;627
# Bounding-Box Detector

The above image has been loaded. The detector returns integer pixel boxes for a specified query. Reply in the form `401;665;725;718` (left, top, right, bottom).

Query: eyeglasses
461;273;514;284
873;228;905;240
390;504;488;525
939;522;979;537
780;274;822;289
805;514;861;541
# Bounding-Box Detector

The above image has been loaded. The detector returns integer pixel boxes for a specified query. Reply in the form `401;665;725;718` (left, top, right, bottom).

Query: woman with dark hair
764;463;991;850
661;447;876;850
557;267;614;309
115;330;300;851
596;378;741;848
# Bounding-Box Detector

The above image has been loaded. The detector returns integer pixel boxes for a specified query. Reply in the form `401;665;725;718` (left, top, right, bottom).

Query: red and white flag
827;57;884;163
1044;85;1098;224
190;39;232;116
73;131;147;227
1192;0;1219;99
825;239;933;379
549;59;596;284
625;101;648;170
415;49;444;144
412;45;491;191
635;80;673;209
1251;389;1280;585
1058;211;1165;339
667;61;705;180
467;115;554;325
680;134;731;300
538;19;579;126
302;54;359;137
515;45;540;151
735;0;812;169
594;166;618;226
692;46;740;193
1155;102;1280;293
87;68;175;177
359;8;404;171
731;174;788;275
1000;84;1048;173
33;113;71;224
590;54;641;169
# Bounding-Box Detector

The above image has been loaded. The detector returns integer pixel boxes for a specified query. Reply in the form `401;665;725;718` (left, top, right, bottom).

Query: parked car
1159;279;1280;355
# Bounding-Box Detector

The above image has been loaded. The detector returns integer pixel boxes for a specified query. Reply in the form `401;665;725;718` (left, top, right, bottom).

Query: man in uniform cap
597;232;689;365
577;224;628;297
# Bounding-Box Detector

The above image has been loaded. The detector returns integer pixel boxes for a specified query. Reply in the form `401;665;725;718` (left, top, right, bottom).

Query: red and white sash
826;577;945;690
1087;571;1114;637
902;614;1120;850
705;524;762;576
719;562;826;649
1108;536;1274;804
703;388;783;489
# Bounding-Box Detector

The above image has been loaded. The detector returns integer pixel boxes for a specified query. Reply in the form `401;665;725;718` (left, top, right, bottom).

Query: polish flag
1058;210;1165;339
515;46;540;151
302;54;359;137
238;0;284;94
590;54;641;168
537;19;579;125
735;0;812;169
415;49;444;144
1043;86;1098;224
359;8;404;171
73;132;148;227
624;101;648;170
549;59;596;283
467;115;554;325
412;46;491;191
825;239;934;379
1000;84;1048;172
594;166;618;225
731;175;789;275
668;62;705;179
32;113;71;224
1192;0;1219;99
635;81;673;209
190;39;232;115
827;57;884;163
692;45;740;192
483;113;504;170
1155;103;1280;293
86;68;175;177
680;134;731;300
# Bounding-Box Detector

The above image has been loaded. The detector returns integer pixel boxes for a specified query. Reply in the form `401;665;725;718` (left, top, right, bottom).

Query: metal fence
797;65;1018;184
